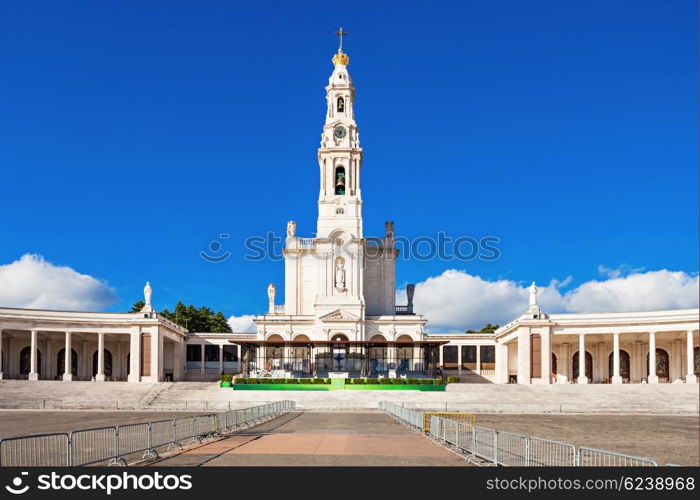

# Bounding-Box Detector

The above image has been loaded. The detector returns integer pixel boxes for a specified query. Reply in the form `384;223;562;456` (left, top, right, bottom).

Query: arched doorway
572;351;592;380
694;347;699;376
19;346;41;376
368;335;387;373
92;350;113;378
291;335;311;374
265;334;284;371
551;353;558;377
608;350;630;380
330;333;349;371
646;348;669;379
57;348;78;377
396;335;414;372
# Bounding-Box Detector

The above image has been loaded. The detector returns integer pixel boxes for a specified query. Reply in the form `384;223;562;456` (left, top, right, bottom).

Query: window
480;345;495;370
443;345;458;369
337;96;345;112
205;345;220;369
461;345;476;370
223;345;238;369
186;344;201;369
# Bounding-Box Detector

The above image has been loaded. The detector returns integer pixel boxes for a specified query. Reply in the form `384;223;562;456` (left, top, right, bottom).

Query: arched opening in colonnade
92;349;113;378
19;346;41;376
572;350;592;380
57;348;78;377
646;348;669;380
608;350;630;381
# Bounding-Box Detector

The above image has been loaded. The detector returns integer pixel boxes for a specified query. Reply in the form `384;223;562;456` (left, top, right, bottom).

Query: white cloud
227;314;257;333
0;254;117;311
400;267;699;332
563;269;699;313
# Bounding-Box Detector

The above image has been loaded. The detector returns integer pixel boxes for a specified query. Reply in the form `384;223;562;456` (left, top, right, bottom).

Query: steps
1;380;697;414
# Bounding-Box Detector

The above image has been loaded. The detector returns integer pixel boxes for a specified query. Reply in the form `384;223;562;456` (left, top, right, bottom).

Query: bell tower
317;28;363;239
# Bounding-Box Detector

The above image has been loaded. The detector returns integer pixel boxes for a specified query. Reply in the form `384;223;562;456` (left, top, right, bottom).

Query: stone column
561;343;570;382
152;330;162;382
173;338;184;382
200;344;205;374
237;344;242;373
476;345;481;375
577;333;587;384
438;345;444;369
541;327;552;384
218;344;224;374
457;344;462;375
128;328;140;382
0;329;4;380
95;332;105;381
29;330;39;380
494;342;508;383
648;331;658;384
517;328;531;384
63;332;73;381
687;330;697;383
611;332;622;384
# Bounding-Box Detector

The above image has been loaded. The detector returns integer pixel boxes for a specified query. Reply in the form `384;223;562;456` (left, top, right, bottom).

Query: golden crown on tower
332;49;350;66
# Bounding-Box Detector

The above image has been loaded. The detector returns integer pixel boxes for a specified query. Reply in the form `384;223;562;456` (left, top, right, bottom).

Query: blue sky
0;1;697;329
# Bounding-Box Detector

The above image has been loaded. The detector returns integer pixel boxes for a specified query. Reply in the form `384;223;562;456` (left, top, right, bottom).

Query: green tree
466;323;499;334
130;300;145;312
160;301;233;333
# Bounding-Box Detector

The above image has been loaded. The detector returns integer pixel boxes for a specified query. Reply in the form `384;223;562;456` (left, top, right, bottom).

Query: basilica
244;44;439;378
0;41;697;385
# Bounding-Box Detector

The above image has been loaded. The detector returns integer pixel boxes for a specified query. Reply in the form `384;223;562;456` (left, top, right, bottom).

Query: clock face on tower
333;126;346;139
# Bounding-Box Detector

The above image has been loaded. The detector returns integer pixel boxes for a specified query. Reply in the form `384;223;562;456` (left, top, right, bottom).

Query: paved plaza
0;409;696;466
151;411;470;466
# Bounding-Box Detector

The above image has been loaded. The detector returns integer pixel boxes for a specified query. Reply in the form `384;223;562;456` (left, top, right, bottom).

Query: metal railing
577;446;658;466
380;401;661;467
0;400;295;467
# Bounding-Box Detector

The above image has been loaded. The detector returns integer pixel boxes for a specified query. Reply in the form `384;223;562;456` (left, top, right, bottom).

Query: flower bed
230;377;447;391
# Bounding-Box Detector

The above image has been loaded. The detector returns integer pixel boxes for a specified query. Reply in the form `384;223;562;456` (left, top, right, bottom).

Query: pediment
319;309;360;322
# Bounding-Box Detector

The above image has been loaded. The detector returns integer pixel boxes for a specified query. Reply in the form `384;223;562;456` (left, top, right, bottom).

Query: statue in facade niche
286;221;296;238
335;260;345;290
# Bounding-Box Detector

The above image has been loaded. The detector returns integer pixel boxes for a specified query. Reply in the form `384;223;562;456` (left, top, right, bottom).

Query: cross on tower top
334;27;347;51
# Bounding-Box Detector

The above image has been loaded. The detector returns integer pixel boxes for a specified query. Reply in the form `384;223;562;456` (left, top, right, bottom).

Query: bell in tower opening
337;96;345;112
334;166;346;195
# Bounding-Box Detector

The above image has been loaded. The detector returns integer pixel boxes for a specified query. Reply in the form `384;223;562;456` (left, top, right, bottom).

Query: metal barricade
528;437;576;466
423;412;476;434
117;423;150;458
472;426;498;464
217;412;228;432
174;416;198;443
577;447;658;466
0;400;296;468
71;426;118;466
496;431;529;466
454;423;473;454
0;433;70;466
150;419;175;450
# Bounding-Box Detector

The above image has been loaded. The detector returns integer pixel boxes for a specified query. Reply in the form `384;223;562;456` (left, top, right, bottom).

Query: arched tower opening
334;166;346;195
